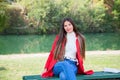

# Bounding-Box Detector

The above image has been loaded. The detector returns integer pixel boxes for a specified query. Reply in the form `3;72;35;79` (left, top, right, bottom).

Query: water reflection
0;33;119;54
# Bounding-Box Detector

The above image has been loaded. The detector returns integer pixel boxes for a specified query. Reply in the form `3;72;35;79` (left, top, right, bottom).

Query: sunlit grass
0;55;46;80
0;53;120;80
84;53;120;71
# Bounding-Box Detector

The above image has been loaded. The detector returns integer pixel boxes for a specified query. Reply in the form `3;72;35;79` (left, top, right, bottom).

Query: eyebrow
64;25;67;27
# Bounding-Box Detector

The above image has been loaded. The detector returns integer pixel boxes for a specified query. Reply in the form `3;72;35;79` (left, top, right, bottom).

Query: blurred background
0;0;120;80
0;0;120;54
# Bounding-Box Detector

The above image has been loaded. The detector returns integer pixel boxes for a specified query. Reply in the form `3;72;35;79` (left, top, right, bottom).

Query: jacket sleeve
76;38;94;75
44;35;59;69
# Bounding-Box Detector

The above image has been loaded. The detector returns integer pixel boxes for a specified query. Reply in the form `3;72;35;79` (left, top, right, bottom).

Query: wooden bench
23;71;120;80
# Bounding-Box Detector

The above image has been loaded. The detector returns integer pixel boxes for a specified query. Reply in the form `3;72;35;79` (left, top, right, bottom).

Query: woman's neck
67;31;75;35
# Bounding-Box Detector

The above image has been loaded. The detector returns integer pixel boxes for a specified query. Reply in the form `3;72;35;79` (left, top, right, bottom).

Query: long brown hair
54;18;85;60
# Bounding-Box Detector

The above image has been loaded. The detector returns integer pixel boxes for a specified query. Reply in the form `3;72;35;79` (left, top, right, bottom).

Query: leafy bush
1;0;120;34
17;0;109;34
0;2;10;32
112;0;120;32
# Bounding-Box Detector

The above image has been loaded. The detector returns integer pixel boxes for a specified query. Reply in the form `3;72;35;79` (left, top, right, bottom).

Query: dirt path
0;50;120;59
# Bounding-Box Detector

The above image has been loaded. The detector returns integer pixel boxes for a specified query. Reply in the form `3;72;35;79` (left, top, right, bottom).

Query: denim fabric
53;59;78;80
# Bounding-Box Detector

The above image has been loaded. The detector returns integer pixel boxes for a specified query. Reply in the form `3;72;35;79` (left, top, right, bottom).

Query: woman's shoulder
53;34;59;41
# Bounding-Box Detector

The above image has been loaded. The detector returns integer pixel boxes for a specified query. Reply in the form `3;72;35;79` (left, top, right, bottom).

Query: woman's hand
41;68;48;78
42;68;47;74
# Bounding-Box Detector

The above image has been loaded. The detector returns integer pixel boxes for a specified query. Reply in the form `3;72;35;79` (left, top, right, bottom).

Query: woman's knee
53;61;65;75
59;72;66;80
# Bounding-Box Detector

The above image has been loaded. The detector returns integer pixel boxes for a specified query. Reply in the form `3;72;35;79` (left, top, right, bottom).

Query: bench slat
23;71;120;80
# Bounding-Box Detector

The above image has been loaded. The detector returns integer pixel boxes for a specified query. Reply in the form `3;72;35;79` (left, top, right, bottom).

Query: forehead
64;21;71;25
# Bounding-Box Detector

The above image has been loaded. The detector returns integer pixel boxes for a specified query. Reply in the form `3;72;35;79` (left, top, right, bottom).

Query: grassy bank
0;52;120;80
0;33;120;54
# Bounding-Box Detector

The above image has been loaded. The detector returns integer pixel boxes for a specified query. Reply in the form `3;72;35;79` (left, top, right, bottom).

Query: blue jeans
53;59;78;80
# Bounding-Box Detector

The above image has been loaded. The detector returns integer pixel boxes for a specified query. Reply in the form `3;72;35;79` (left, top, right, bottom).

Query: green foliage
1;0;120;34
8;6;25;27
69;0;106;33
18;0;116;34
99;0;120;33
0;0;8;2
0;1;30;34
112;0;120;32
0;2;10;32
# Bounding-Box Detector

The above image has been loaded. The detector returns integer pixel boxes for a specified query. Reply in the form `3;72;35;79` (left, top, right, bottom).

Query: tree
0;1;10;32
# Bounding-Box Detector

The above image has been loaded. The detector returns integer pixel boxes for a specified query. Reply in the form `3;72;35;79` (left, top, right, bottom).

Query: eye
64;25;67;27
69;24;71;26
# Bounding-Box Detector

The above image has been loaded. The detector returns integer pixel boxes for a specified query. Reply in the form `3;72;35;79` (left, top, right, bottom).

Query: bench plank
23;71;120;80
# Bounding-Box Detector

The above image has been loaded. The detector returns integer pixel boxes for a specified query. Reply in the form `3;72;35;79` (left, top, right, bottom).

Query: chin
68;31;73;33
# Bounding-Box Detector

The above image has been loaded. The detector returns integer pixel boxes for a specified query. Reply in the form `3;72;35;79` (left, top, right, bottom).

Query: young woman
41;18;94;80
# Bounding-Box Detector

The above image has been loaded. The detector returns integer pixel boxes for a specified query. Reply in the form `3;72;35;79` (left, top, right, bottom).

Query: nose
67;26;70;29
67;25;71;28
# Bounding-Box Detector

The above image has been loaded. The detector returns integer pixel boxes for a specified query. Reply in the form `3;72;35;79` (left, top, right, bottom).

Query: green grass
85;53;120;71
0;33;120;54
0;53;120;80
0;55;46;80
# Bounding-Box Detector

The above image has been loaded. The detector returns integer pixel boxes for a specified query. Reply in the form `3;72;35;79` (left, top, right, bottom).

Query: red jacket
41;35;94;78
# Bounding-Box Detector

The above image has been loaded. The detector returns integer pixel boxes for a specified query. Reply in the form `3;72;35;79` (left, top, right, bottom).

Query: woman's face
64;21;73;33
